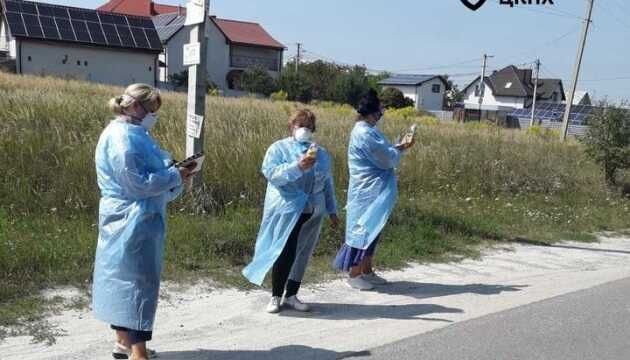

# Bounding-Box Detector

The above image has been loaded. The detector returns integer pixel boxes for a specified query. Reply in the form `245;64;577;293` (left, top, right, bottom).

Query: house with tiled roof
99;0;285;93
462;65;565;112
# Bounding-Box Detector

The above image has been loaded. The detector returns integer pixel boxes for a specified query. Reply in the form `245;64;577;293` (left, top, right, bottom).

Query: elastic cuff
168;166;184;187
286;161;304;180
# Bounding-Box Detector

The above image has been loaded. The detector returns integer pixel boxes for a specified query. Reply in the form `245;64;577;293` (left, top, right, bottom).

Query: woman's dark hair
356;88;381;117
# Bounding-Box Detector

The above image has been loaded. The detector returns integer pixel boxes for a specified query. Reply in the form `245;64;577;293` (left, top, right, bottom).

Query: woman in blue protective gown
243;109;339;314
92;84;195;360
333;89;415;291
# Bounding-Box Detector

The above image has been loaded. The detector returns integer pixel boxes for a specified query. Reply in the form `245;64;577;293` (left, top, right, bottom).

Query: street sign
186;113;204;138
185;0;206;26
183;42;201;66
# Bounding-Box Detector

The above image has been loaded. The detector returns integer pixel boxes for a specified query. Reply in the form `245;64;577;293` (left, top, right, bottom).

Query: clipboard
175;152;205;174
397;124;418;146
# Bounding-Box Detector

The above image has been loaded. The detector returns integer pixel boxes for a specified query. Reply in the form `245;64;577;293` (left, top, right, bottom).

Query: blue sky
39;0;629;102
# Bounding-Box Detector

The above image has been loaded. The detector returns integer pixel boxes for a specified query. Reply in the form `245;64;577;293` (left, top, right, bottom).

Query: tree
380;87;415;109
240;65;278;96
168;70;218;94
442;74;463;110
581;101;630;186
277;67;313;103
333;65;371;107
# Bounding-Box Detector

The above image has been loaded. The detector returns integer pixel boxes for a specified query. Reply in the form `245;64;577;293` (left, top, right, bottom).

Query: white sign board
186;113;204;138
185;0;206;26
183;42;201;66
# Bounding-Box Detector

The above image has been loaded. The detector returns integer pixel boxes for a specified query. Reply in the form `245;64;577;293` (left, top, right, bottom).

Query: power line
593;1;630;30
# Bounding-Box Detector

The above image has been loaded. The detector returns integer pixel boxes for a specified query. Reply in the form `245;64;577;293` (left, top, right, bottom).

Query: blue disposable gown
345;121;401;250
92;119;183;331
243;137;337;286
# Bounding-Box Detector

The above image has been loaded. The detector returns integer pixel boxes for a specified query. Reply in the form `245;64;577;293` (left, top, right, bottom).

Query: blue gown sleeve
324;175;337;215
164;184;184;203
261;144;304;187
363;131;402;170
113;150;183;200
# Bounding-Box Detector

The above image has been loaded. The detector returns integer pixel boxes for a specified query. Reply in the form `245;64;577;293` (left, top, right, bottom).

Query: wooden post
561;0;594;141
184;0;209;186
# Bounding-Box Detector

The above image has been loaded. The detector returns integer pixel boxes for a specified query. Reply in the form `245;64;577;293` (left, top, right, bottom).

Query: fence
516;117;589;136
429;110;454;122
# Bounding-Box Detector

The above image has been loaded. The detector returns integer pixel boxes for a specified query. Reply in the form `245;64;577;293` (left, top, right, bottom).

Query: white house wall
9;39;16;57
163;27;189;81
463;78;525;110
19;41;156;86
417;78;445;111
206;21;231;89
0;19;8;51
383;85;418;106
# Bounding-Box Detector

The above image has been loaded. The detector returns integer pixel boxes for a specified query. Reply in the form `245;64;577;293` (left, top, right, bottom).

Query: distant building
98;0;285;94
0;0;162;86
462;65;565;112
565;91;592;106
378;74;447;111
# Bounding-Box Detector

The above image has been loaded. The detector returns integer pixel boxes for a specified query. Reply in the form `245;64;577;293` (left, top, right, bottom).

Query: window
77;60;81;66
432;84;441;93
474;85;480;96
27;56;32;61
148;66;152;72
505;82;512;89
84;61;88;66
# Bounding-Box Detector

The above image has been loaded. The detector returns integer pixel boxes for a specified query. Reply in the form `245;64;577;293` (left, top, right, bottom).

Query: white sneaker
347;276;374;291
112;343;158;359
282;296;311;312
362;272;388;285
266;296;282;314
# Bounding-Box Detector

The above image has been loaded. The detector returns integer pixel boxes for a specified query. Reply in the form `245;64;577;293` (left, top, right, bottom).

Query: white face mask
294;127;313;143
141;112;158;131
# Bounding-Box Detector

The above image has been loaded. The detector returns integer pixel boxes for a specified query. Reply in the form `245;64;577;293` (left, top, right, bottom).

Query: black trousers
272;213;312;297
111;325;152;345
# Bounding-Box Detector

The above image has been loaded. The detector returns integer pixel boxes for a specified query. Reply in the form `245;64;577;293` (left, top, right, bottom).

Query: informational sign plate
183;42;201;66
185;0;207;26
186;113;204;138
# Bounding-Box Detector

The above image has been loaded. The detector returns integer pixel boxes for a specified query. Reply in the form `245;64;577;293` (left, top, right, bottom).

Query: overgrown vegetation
581;101;630;186
2;73;630;342
380;87;415;109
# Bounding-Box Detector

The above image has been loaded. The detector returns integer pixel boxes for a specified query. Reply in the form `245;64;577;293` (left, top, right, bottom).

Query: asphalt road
366;277;630;360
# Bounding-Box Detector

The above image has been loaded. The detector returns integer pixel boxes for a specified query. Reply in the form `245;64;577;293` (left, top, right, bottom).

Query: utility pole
184;0;209;185
295;43;302;74
561;0;594;142
530;59;541;127
478;54;493;120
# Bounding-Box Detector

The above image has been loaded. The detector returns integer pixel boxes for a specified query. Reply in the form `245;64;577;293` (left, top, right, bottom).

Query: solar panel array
508;103;595;125
1;0;163;51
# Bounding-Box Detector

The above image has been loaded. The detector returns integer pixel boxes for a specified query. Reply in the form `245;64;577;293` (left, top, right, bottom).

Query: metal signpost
184;0;209;185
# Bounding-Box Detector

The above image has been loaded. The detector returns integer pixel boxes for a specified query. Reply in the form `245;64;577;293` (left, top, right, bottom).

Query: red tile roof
98;0;185;17
212;18;285;50
98;0;284;49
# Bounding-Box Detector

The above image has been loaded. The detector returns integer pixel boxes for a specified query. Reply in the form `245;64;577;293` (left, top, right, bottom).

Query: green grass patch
2;73;630;343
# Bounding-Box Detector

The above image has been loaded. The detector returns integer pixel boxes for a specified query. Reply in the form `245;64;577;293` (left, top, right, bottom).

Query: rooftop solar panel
1;0;162;52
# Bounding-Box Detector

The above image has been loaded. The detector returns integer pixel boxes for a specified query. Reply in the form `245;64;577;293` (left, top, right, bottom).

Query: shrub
270;90;288;102
240;65;278;96
385;106;421;120
380;87;415;109
581;101;630;185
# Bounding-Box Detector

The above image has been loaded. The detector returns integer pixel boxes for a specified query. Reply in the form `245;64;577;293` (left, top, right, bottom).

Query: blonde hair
288;109;317;132
108;83;162;115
